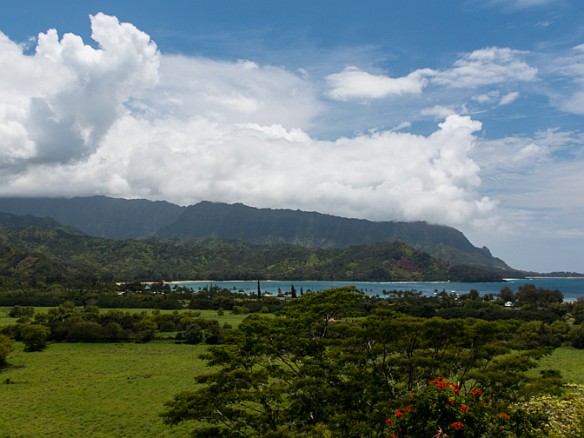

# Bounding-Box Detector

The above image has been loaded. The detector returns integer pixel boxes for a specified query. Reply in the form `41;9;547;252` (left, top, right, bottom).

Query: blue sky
0;0;583;272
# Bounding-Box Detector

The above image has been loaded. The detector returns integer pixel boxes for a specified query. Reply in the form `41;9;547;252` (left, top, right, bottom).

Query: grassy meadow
532;347;584;385
0;341;206;437
0;307;255;437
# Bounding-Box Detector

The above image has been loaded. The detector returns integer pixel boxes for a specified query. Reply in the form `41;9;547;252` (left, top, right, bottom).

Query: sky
0;0;583;273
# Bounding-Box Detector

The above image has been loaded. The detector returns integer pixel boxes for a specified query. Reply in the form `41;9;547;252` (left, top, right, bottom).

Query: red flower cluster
428;376;460;392
394;405;412;418
450;421;465;430
384;377;513;437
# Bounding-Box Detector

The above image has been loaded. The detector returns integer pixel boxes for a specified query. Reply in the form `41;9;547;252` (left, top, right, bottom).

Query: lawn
0;341;206;437
533;346;584;385
0;306;268;437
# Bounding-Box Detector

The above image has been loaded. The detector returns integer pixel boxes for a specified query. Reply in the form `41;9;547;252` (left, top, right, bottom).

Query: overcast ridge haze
0;0;583;272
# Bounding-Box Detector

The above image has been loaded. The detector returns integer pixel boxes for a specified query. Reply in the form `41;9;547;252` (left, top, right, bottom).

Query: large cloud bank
0;13;496;227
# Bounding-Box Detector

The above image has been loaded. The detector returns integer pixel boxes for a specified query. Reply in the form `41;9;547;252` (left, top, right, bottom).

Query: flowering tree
162;288;561;437
384;377;531;437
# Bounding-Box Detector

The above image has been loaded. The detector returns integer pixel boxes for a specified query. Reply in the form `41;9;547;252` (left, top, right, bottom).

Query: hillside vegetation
0;221;504;284
0;196;509;269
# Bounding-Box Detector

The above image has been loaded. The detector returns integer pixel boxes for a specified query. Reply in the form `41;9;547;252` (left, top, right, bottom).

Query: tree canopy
161;288;558;437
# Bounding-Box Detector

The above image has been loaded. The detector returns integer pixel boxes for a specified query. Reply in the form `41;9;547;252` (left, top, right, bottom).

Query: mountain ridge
0;196;509;270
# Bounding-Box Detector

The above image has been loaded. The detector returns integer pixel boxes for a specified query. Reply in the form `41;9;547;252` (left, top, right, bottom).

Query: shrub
571;324;584;349
512;384;584;437
21;324;51;352
0;334;15;366
384;376;542;437
8;305;34;318
231;305;249;315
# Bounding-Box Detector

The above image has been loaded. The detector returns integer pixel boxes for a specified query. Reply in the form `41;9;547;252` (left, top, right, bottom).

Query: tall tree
162;288;552;437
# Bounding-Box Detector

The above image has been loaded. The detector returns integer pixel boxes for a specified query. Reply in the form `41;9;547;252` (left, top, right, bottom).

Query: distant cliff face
0;196;183;239
159;202;509;269
0;197;509;269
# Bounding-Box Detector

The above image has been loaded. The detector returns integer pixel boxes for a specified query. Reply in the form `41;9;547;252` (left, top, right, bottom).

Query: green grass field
0;306;256;437
0;341;205;437
533;347;584;385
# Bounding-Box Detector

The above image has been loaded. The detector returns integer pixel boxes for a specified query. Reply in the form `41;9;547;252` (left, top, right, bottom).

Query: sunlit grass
532;346;584;385
0;341;206;437
0;306;272;436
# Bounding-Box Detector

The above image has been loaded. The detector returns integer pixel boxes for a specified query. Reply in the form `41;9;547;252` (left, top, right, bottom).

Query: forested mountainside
159;202;508;269
0;196;509;270
0;214;507;284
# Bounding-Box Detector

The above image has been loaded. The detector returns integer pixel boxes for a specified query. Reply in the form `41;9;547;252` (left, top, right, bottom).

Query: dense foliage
0;196;508;268
0;224;510;284
161;287;570;437
0;333;15;366
1;302;230;346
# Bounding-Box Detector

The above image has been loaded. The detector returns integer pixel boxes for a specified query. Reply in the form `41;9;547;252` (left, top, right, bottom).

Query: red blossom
459;405;470;412
450;421;465;430
471;389;483;396
385;418;394;425
499;412;511;420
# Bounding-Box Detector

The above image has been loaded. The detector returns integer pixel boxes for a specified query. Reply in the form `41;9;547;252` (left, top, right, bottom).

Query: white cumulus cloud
148;55;323;129
0;13;159;169
0;14;499;232
326;66;435;101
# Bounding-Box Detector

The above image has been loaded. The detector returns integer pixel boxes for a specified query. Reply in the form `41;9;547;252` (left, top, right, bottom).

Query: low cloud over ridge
0;13;501;230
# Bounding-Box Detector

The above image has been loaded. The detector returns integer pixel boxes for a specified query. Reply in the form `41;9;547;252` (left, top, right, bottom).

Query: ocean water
177;277;584;301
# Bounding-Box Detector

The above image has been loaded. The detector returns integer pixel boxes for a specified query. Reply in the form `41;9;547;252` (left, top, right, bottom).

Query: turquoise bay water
177;277;584;301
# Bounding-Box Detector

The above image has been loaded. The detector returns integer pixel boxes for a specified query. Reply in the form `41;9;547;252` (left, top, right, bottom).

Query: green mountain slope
0;239;89;288
161;202;508;269
0;196;509;270
0;219;502;283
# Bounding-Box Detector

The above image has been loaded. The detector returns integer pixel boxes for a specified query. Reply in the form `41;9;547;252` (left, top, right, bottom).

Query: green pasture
0;306;256;437
0;341;205;437
533;347;584;385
